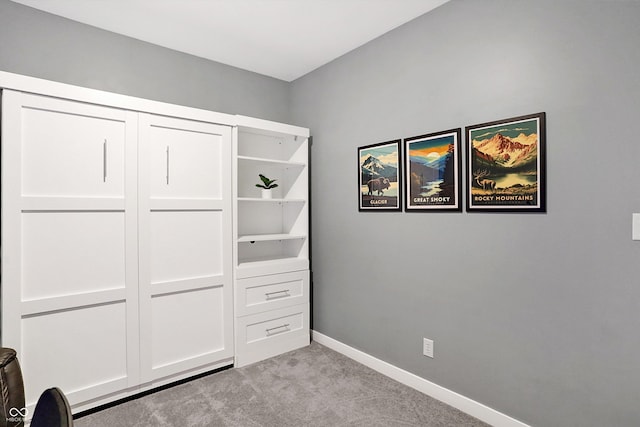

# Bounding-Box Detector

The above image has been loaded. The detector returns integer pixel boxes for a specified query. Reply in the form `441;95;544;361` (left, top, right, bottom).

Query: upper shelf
235;115;310;139
236;125;308;164
237;155;306;168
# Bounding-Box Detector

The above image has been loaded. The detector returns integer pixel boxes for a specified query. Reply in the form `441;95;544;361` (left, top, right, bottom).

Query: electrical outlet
423;338;434;358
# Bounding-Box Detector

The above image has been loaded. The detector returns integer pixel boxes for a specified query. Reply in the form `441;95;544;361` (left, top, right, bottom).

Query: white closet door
0;91;139;411
138;114;233;382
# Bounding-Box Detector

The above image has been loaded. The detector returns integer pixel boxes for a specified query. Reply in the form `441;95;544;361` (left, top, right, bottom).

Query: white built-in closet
0;71;309;416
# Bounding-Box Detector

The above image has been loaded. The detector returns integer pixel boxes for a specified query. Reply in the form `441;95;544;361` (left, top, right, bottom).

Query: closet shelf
237;233;306;243
237;155;306;168
237;254;306;265
237;197;306;203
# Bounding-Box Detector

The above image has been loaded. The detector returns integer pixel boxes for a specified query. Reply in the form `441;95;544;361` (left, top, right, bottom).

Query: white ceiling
11;0;449;82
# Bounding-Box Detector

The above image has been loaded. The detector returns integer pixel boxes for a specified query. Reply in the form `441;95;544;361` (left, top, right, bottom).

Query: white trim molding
0;70;235;126
312;331;530;427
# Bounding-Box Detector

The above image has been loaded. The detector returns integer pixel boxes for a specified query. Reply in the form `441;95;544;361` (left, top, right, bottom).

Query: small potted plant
256;174;278;199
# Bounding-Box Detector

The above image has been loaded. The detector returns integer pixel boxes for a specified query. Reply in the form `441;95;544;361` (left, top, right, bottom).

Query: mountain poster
404;129;461;211
466;113;546;212
358;140;401;211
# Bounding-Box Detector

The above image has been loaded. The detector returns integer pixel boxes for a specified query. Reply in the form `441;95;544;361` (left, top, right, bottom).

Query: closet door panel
139;113;233;383
1;90;140;414
20;94;125;198
21;302;128;407
22;212;125;300
148;118;224;199
150;286;225;370
149;211;223;284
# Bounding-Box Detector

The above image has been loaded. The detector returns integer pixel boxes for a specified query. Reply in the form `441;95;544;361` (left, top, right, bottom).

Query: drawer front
235;303;310;367
235;270;308;316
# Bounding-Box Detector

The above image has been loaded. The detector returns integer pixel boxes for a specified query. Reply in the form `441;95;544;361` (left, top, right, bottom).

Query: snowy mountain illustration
473;133;537;169
361;155;397;179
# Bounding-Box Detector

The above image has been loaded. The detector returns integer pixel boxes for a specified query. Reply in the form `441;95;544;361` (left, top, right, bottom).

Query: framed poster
465;112;546;212
404;128;461;212
358;140;402;211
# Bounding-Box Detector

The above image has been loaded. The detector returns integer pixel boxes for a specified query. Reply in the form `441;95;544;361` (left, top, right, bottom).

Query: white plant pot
261;189;273;199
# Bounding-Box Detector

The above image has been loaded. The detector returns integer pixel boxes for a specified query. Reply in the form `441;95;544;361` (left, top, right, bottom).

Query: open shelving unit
232;115;311;367
233;116;310;279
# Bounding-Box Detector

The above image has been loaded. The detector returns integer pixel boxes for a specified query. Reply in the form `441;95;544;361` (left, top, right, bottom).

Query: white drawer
234;303;310;367
235;270;308;316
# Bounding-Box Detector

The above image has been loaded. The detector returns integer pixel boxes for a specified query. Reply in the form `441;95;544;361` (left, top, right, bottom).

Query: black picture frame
465;112;546;213
358;139;402;212
403;128;462;212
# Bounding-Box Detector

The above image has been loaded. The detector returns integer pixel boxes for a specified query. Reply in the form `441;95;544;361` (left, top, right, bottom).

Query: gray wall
3;0;640;425
291;1;640;426
0;0;290;122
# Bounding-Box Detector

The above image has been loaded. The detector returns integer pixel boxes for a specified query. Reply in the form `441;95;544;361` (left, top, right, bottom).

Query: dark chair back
0;348;25;427
30;387;73;427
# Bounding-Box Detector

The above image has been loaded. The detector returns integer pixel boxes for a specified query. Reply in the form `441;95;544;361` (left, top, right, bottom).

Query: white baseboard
312;331;530;427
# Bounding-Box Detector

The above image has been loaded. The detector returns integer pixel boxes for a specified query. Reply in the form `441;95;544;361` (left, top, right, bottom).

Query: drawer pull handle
265;323;290;336
265;289;290;300
103;139;107;182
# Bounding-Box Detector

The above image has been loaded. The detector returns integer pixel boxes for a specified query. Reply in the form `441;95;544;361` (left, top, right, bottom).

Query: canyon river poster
465;113;546;212
404;128;461;212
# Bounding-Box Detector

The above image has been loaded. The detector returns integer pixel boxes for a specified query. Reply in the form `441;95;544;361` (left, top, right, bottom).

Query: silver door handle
103;139;107;182
166;145;170;185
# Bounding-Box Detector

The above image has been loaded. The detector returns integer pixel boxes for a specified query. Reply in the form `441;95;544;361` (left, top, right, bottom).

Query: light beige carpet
75;341;488;426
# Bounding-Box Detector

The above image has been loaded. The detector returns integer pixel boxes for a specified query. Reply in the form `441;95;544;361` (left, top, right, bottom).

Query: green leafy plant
256;174;278;189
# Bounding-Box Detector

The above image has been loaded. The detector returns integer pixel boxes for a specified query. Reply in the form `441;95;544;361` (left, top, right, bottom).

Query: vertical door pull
166;146;170;185
103;139;107;182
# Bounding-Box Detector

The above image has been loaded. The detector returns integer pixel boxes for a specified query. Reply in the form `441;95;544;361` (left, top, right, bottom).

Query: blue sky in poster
360;142;398;166
471;118;538;141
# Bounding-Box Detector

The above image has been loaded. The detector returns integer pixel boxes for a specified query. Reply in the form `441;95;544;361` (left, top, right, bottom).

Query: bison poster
465;112;546;212
358;140;402;211
404;129;461;212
